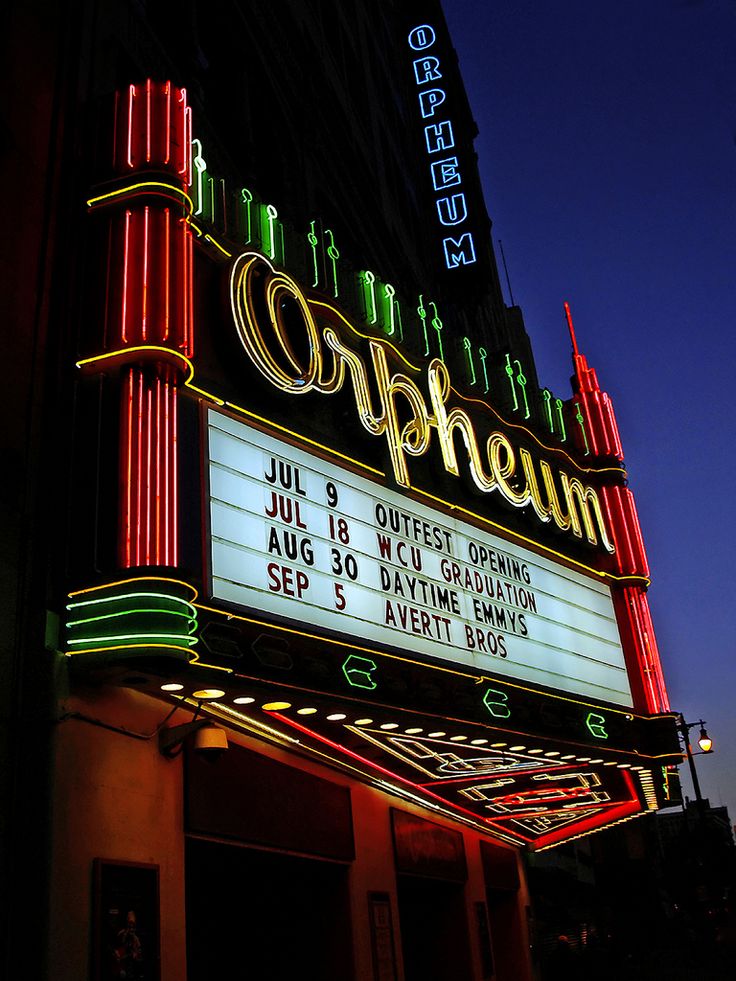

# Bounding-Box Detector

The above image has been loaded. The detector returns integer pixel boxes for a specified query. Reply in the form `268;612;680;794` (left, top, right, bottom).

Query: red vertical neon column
566;302;669;713
90;81;193;568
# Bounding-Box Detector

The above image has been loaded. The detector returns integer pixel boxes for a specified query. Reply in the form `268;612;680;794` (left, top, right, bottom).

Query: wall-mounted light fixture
159;719;228;761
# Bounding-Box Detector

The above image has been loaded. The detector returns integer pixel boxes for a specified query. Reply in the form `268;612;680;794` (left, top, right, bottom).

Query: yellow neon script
229;252;614;554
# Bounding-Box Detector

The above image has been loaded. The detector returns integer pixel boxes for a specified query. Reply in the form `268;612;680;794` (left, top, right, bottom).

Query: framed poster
92;859;160;981
368;892;398;981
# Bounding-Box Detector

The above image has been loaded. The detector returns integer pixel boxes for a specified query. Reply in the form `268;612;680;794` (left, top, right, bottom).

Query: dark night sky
441;0;736;815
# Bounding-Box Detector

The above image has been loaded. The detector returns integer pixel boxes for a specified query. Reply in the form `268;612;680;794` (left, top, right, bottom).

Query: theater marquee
71;79;680;853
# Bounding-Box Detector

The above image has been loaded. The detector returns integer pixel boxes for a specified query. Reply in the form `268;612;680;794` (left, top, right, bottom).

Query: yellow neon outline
187;383;225;405
68;575;198;600
204;233;232;258
76;346;195;384
63;643;233;674
87;181;194;214
64;643;195;657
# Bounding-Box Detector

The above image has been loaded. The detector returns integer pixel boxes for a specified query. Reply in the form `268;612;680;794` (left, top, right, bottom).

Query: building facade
2;2;682;979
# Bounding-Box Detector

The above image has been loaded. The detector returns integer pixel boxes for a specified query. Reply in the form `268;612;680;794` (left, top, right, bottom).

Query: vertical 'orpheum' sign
408;24;477;270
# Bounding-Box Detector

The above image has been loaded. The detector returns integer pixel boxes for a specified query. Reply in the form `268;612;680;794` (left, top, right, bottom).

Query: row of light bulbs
159;682;646;771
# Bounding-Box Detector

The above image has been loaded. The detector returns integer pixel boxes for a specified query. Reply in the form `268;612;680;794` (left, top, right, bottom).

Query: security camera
193;721;228;761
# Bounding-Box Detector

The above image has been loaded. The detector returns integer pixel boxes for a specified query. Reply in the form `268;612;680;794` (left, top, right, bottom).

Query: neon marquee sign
408;23;477;270
229;251;614;555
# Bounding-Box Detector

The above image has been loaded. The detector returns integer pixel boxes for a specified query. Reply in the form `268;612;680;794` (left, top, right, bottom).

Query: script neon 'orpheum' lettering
229;252;615;554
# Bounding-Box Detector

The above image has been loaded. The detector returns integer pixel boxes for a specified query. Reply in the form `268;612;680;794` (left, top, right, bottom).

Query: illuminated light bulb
698;727;713;753
327;713;347;721
354;718;373;726
630;765;643;771
560;754;576;760
589;759;604;765
471;739;488;745
193;689;226;700
527;748;544;755
544;751;561;757
160;683;184;692
262;701;292;711
509;745;526;752
577;756;591;762
404;728;423;734
617;763;632;768
428;731;446;738
450;735;467;742
491;742;508;748
233;696;255;705
380;722;399;730
297;707;318;715
603;761;618;767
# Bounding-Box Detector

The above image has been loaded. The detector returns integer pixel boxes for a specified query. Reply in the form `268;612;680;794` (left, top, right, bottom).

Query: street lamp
677;715;714;809
696;726;713;754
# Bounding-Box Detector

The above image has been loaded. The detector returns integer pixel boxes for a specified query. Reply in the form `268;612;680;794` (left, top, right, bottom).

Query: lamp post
677;715;713;812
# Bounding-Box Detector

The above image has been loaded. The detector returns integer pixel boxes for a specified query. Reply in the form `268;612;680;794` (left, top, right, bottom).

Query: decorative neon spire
565;300;623;461
564;301;669;713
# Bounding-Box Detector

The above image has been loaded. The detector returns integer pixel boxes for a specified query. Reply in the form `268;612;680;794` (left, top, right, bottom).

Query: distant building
2;2;682;979
527;798;736;978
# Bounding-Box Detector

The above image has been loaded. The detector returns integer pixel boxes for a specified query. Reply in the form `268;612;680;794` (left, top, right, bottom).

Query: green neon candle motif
574;402;590;455
207;176;215;224
361;270;378;325
192;139;207;217
462;337;476;385
429;302;444;362
325;229;340;298
514;360;530;419
478;347;489;393
393;300;404;342
555;398;567;442
504;354;519;411
417;295;430;356
219;178;227;233
383;284;396;336
342;654;377;689
264;204;278;260
542;389;554;432
585;712;608;739
483;688;511;719
240;188;253;243
307;221;319;286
